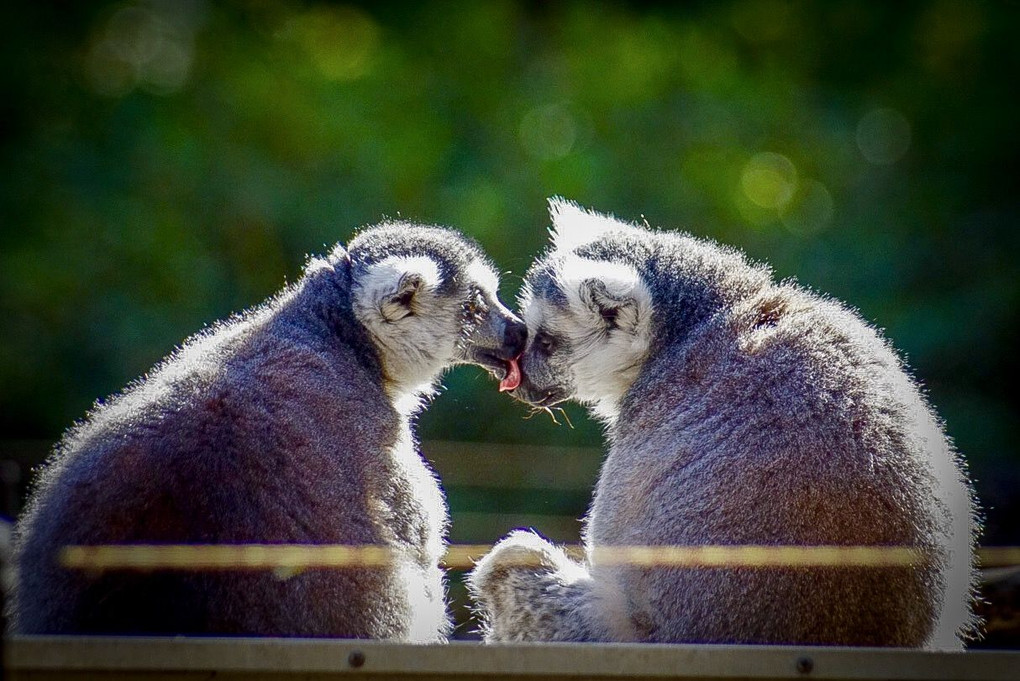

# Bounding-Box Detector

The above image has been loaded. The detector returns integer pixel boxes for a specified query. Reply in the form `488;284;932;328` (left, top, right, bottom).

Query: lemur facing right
12;223;525;640
469;199;979;649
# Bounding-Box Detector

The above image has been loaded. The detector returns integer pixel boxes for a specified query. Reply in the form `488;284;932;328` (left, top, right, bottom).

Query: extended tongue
499;356;522;392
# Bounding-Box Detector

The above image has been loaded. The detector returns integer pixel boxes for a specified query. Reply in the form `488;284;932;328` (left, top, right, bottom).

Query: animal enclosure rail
5;637;1020;681
57;544;1020;572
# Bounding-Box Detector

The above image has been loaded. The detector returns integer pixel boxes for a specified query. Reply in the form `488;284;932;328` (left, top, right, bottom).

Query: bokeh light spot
82;0;198;97
734;189;772;228
740;152;798;210
285;6;380;82
106;6;163;66
856;108;912;165
84;39;139;97
144;38;192;93
519;103;578;161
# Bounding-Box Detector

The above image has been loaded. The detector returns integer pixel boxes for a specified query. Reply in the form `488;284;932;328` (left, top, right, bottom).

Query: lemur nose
504;319;527;357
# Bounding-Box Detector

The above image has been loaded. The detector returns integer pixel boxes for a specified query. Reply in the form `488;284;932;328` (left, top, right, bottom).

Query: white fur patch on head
466;257;500;297
548;197;635;253
548;255;653;419
353;254;456;409
556;256;647;324
358;255;442;321
520;285;544;330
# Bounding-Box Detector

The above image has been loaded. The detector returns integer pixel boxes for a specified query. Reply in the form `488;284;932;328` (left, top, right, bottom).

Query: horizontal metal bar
5;637;1019;681
56;544;1020;572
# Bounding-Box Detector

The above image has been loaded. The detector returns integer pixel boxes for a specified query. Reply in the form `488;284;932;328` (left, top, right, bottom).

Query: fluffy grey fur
469;199;979;649
10;222;525;639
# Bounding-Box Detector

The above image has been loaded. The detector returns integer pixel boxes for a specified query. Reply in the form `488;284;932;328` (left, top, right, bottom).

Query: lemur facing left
9;223;526;640
469;199;978;650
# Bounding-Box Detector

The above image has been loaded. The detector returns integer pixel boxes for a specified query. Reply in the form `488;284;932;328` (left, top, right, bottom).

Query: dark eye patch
527;267;569;307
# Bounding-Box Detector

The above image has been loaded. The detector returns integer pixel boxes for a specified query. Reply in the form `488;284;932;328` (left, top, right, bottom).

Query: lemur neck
590;396;623;425
385;374;442;417
279;258;386;384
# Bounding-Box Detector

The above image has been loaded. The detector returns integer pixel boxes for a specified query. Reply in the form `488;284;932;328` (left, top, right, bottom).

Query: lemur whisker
553;407;574;429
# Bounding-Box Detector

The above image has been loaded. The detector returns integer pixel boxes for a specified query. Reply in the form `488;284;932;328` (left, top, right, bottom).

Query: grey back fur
10;222;525;639
469;199;979;649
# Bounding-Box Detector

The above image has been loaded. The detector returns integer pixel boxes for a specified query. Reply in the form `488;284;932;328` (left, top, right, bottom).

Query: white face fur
517;200;654;421
352;254;498;407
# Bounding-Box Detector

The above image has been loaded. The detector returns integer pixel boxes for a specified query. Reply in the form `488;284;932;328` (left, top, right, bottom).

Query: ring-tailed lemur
10;223;526;640
468;199;979;649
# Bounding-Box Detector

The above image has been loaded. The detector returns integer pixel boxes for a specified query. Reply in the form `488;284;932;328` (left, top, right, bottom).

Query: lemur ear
381;271;424;321
558;256;650;334
359;256;443;322
580;278;642;332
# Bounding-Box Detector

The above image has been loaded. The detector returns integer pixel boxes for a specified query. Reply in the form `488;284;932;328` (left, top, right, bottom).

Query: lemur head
512;199;771;421
513;199;654;421
346;223;526;408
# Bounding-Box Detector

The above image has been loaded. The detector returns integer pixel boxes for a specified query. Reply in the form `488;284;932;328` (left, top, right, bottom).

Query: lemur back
11;223;525;639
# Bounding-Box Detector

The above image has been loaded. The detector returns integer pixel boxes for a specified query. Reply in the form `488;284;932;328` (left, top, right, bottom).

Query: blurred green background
0;0;1017;637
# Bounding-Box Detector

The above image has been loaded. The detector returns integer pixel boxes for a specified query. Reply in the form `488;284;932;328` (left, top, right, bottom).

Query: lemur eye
535;330;557;355
465;290;487;317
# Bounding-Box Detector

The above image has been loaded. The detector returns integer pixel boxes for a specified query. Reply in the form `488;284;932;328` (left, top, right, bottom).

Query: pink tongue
499;356;522;392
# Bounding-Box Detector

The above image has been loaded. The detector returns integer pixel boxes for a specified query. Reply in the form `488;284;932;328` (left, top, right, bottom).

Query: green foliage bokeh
0;0;1017;541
